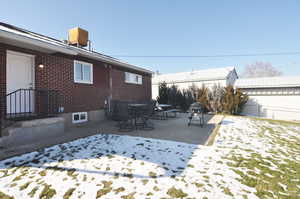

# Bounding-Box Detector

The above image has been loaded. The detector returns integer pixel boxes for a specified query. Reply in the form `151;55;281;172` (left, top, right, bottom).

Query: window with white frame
74;60;93;84
72;112;88;123
124;72;142;85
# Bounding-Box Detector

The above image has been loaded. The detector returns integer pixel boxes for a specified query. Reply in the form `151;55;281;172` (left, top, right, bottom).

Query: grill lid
189;102;204;112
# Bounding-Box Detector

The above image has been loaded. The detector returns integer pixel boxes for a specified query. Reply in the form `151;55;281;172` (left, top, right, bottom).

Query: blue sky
1;0;300;76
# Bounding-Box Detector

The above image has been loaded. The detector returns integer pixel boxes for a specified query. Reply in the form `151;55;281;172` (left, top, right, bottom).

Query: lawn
0;116;299;199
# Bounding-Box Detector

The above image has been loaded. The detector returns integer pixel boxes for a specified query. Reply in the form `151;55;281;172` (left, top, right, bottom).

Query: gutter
0;28;153;75
75;49;153;74
0;29;77;55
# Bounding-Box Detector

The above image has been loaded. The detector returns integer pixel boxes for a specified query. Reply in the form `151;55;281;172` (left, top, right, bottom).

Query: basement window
72;112;88;123
74;60;93;84
125;72;142;85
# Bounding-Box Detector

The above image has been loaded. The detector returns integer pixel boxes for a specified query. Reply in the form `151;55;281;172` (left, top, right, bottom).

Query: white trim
124;72;143;85
76;50;153;74
72;112;88;123
6;50;35;58
0;29;77;55
74;60;93;84
0;27;152;74
6;50;35;91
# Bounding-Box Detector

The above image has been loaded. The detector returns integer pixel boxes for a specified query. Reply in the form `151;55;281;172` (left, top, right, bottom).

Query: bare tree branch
242;61;282;78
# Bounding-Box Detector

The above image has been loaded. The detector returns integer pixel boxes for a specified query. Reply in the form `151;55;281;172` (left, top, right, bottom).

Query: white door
6;51;35;114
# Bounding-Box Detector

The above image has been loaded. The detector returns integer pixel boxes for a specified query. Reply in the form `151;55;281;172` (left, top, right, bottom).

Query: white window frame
124;72;142;85
72;112;88;123
74;60;93;84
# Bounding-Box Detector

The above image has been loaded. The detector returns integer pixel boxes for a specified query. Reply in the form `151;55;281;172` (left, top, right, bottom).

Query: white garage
235;76;300;122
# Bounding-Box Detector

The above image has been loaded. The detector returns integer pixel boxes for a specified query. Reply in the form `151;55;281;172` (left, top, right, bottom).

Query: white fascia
0;29;77;55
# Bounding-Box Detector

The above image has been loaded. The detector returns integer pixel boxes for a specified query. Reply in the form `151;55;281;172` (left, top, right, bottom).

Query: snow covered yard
0;116;299;199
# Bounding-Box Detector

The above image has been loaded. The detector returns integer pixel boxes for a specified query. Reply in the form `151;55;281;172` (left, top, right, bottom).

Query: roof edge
0;23;153;74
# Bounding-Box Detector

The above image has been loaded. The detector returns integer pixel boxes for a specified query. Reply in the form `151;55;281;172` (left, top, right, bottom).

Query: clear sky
1;0;300;76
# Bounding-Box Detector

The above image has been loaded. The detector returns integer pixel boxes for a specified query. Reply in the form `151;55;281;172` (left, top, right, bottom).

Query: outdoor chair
139;102;155;130
114;101;134;132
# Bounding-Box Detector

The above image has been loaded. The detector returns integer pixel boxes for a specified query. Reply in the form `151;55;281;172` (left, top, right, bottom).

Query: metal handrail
0;88;61;135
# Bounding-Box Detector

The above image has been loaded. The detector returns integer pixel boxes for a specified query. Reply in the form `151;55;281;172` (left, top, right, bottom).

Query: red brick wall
0;43;152;114
0;46;6;114
34;54;110;113
111;68;152;102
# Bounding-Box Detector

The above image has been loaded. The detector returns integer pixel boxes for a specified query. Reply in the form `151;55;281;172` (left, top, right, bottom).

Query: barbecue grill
188;102;204;127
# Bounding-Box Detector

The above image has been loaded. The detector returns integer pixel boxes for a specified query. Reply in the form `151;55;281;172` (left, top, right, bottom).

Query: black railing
0;89;61;135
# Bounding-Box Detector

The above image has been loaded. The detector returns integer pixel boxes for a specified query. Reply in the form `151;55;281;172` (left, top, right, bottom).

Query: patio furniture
140;101;155;130
155;104;174;120
128;103;155;130
188;102;204;127
114;101;134;132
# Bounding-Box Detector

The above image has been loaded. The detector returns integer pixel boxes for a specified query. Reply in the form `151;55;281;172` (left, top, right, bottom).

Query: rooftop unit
68;27;88;47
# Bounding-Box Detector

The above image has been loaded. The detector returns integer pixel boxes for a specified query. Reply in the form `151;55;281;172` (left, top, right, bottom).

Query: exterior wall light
38;64;44;69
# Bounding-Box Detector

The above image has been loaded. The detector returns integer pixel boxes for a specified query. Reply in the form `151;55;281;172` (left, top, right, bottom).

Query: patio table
128;104;148;129
156;104;173;119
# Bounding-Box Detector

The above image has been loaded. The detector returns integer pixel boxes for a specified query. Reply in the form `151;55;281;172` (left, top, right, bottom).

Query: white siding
241;89;300;121
152;85;159;100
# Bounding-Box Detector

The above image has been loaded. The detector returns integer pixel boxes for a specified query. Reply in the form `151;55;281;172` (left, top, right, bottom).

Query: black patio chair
139;102;155;130
114;101;134;132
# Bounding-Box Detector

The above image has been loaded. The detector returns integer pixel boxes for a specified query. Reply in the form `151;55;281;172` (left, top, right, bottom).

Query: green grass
240;115;300;127
28;186;38;197
166;187;188;198
96;181;113;198
39;184;56;199
226;118;300;199
0;191;14;199
121;192;136;199
19;182;31;191
63;188;75;199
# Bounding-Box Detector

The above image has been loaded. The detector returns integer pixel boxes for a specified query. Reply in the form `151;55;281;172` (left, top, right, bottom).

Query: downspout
108;65;113;113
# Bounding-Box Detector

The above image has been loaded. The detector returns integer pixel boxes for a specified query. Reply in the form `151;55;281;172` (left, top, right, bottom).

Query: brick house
0;22;152;130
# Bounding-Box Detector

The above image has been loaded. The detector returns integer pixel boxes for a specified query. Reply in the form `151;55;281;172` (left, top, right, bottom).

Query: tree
180;89;194;112
168;85;181;107
157;82;169;104
242;61;282;78
197;84;210;112
222;85;248;115
209;84;224;113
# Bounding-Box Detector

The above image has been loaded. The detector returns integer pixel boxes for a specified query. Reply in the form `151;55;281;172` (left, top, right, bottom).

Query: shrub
157;82;194;111
180;89;194;112
157;82;248;115
167;85;181;107
209;84;224;113
196;84;210;112
222;85;248;115
157;82;169;104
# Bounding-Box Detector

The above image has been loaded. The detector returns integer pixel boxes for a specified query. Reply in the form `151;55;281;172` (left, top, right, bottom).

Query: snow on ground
0;116;299;199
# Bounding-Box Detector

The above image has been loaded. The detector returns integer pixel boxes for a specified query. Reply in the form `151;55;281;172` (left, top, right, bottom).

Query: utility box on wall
68;27;88;47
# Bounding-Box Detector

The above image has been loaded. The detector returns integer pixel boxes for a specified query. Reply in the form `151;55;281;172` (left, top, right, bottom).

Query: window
72;112;88;123
124;72;142;85
74;60;93;84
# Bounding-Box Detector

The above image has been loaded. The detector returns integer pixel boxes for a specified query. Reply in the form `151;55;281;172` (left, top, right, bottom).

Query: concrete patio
107;113;221;145
0;113;223;160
